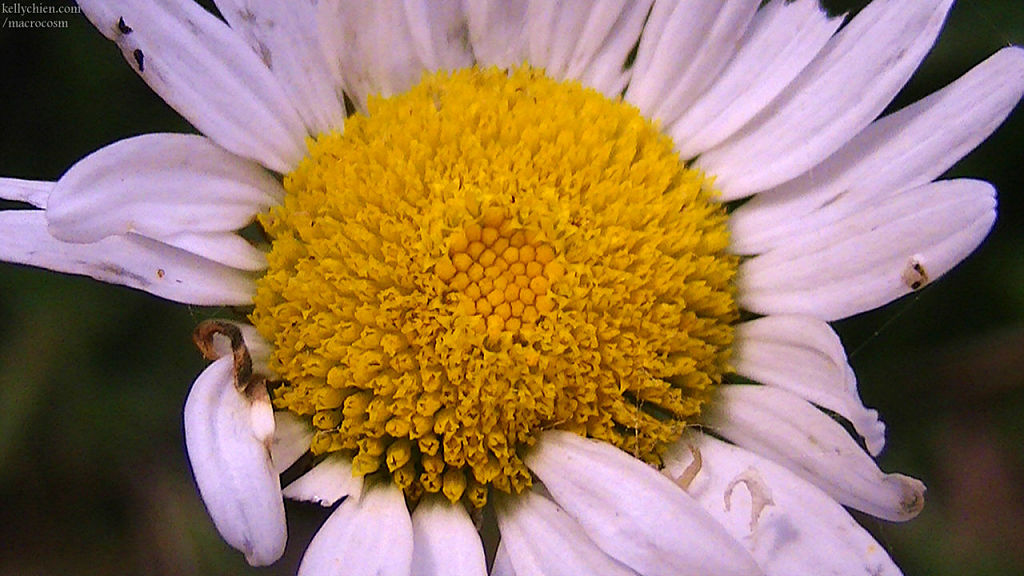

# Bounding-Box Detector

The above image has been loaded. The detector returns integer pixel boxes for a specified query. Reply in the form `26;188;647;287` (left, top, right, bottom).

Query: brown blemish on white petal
901;254;929;291
674;441;703;490
132;49;145;72
899;476;926;519
725;467;774;532
256;42;272;69
96;262;151;287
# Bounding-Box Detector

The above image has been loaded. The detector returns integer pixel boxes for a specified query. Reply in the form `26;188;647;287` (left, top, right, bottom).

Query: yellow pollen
251;66;739;507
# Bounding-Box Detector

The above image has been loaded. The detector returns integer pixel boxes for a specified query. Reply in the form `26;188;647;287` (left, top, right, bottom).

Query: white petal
283;455;363;506
45;133;277;270
710;385;925;522
248;385;276;445
214;0;345;135
402;0;474;71
270;411;313;474
697;0;955;199
568;0;652;98
47;133;281;239
183;357;286;566
157;231;267;271
411;496;487;576
626;0;759;125
468;0;650;97
738;179;996;320
733;315;886;455
526;431;762;576
463;0;528;69
492;543;517;576
232;322;274;373
730;46;1024;254
0;177;51;208
77;0;307;172
496;489;640;576
523;2;588;78
520;1;651;98
297;482;413;576
670;0;842;159
664;432;902;576
0;211;255;305
319;0;472;111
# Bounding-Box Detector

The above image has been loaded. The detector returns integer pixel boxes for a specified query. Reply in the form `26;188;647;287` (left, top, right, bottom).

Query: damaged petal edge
193;320;281;445
194;320;258;392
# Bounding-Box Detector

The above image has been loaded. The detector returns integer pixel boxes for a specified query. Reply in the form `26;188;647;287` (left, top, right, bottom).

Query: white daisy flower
1;1;1021;575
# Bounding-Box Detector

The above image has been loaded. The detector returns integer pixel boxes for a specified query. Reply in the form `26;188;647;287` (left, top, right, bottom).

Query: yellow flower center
251;66;738;507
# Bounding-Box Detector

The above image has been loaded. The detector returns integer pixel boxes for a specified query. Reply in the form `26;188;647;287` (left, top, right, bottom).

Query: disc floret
251;66;738;507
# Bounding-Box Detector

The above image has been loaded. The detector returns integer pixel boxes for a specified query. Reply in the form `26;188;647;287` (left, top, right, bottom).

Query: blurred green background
0;1;1021;575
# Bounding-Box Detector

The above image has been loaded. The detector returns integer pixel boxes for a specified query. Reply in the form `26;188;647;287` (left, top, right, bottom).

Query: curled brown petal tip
193;320;255;393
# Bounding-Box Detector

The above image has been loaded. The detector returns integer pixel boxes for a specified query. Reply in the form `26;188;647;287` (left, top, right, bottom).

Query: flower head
1;1;1021;575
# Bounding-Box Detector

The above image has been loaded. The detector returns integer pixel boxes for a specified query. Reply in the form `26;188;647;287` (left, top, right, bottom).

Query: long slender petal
214;0;346;135
670;0;842;159
526;431;762;576
46;133;280;254
411;496;487;576
402;0;475;72
730;46;1024;253
183;357;286;566
463;0;527;69
155;231;266;271
569;0;652;98
45;134;278;270
0;211;255;305
697;0;954;199
524;1;590;77
710;385;925;522
496;489;640;576
627;0;759;125
0;178;51;208
664;432;902;576
733;315;886;455
738;179;996;320
77;0;308;172
297;482;413;576
318;0;472;111
469;0;650;97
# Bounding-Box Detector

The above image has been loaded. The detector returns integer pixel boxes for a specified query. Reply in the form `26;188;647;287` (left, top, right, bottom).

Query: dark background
0;1;1021;574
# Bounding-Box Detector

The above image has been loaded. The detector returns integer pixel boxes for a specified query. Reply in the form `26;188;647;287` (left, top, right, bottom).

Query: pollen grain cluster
251;66;738;507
